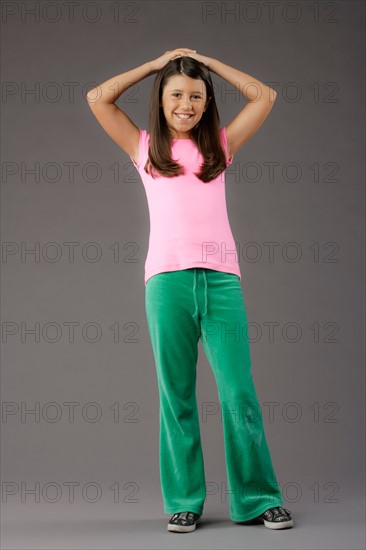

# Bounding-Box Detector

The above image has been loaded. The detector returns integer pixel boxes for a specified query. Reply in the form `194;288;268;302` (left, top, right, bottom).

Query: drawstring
192;269;199;319
203;269;208;317
192;268;208;319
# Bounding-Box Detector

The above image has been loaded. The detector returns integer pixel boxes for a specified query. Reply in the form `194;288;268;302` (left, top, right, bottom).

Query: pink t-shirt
130;126;241;286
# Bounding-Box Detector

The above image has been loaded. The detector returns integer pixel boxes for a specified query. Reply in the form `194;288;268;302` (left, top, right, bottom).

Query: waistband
192;268;207;319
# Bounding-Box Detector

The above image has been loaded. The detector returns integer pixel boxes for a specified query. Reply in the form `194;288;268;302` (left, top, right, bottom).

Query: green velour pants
145;267;284;522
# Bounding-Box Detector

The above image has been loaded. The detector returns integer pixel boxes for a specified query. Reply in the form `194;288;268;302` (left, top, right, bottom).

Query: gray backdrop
2;0;365;549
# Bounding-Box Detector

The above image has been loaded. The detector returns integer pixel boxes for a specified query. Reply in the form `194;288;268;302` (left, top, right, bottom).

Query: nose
180;98;192;110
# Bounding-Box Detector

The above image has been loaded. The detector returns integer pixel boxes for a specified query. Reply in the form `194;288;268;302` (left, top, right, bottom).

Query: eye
172;93;202;100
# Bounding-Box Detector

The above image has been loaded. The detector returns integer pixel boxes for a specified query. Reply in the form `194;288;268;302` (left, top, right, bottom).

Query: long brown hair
143;56;228;183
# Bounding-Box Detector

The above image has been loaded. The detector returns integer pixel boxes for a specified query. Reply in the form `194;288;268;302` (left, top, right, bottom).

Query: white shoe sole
167;517;201;532
262;518;293;529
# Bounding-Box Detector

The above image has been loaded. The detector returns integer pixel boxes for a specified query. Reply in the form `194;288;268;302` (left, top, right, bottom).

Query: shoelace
171;511;197;525
263;506;291;521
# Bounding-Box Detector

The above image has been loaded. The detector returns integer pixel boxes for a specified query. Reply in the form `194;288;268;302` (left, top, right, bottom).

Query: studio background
1;1;364;549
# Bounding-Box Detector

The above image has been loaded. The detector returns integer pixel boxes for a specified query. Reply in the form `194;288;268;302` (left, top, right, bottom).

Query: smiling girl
87;48;293;533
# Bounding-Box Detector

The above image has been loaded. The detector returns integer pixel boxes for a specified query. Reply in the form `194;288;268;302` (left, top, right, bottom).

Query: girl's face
161;74;209;139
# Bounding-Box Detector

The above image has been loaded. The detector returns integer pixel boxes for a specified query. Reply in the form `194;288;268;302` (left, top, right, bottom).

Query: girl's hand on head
150;48;197;72
183;50;211;69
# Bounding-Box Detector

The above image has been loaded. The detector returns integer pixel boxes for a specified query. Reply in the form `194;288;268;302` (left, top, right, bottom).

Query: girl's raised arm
191;54;277;158
86;61;156;163
210;58;277;157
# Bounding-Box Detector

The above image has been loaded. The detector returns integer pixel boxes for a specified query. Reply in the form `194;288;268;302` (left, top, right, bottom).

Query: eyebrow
171;89;203;94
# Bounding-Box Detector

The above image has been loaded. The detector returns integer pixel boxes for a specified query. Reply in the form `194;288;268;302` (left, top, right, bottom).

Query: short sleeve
219;126;234;166
130;129;149;169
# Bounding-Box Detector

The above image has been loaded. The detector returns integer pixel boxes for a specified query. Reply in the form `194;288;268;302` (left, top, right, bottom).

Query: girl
87;48;293;533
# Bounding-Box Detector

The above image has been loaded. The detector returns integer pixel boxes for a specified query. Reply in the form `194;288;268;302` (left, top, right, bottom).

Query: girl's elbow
268;87;277;102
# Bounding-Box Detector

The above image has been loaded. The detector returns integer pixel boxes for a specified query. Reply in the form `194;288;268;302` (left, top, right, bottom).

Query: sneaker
167;511;201;532
256;506;293;529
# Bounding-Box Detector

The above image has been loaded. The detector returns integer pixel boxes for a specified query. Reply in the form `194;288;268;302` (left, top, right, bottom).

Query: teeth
175;114;192;119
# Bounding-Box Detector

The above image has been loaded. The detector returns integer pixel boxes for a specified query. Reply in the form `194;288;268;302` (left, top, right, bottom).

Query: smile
174;113;194;119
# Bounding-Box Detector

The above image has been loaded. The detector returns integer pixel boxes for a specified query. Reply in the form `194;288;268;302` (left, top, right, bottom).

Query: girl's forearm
87;61;156;105
207;57;276;103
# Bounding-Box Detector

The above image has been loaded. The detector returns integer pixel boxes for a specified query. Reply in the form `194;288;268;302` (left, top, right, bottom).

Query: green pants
145;267;283;522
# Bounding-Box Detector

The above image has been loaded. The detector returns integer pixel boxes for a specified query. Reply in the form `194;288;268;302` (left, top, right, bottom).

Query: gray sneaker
256;506;293;529
167;511;201;532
